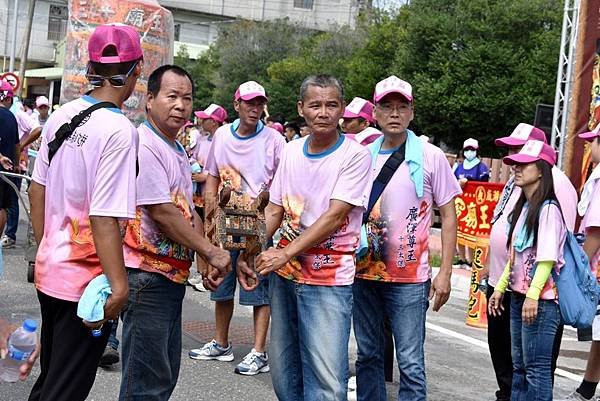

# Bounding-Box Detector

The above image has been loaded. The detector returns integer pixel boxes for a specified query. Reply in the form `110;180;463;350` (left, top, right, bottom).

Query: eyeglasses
86;61;138;88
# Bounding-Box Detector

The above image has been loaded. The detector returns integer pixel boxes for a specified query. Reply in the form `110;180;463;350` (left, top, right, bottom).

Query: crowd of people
0;21;599;401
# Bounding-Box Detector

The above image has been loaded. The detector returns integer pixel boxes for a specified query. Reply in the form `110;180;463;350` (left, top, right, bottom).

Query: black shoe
99;346;119;367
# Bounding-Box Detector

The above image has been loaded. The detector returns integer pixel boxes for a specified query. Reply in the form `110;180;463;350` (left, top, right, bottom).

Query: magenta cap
503;139;556;166
88;23;143;64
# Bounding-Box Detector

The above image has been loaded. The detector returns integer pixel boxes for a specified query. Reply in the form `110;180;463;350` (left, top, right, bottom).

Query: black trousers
28;290;110;401
486;285;564;401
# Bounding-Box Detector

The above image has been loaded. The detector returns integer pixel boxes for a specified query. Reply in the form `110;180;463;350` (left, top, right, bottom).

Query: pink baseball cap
0;80;14;99
35;96;49;108
194;103;228;124
495;123;547;147
272;122;284;134
343;97;375;124
578;124;600;142
373;75;413;103
503;139;556;166
234;81;268;102
88;23;143;64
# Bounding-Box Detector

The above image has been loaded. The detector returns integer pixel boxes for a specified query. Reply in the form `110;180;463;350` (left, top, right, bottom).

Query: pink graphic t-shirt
580;178;600;279
488;166;576;287
32;95;138;302
205;121;286;198
356;142;461;283
270;135;372;286
123;122;195;284
509;203;566;300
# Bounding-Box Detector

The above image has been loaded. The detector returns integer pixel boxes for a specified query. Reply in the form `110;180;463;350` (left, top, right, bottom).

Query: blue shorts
209;250;270;306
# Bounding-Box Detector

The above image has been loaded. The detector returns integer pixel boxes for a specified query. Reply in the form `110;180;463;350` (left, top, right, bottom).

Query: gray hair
299;74;344;102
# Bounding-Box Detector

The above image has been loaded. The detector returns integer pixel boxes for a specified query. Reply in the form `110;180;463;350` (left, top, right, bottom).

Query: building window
294;0;314;10
174;23;181;41
48;4;68;41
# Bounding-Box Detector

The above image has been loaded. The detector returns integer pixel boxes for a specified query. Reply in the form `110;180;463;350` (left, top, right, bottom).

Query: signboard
1;72;20;92
61;0;174;124
455;181;505;328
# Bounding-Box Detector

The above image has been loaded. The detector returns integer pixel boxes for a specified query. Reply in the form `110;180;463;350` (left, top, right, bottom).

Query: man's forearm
148;204;215;257
28;182;45;245
283;205;351;259
265;203;284;238
90;216;128;296
439;204;457;275
19;127;42;149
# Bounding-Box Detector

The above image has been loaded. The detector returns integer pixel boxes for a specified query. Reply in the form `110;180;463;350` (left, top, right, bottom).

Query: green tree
395;0;562;154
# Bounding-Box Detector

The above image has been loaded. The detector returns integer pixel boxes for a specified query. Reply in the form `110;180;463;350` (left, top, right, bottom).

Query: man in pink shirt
188;81;285;376
354;76;461;401
245;75;372;400
342;96;382;145
27;24;143;401
119;65;230;400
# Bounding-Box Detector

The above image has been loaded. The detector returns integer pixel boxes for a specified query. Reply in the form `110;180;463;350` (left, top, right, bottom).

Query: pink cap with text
343;97;375;124
373;75;413;103
495;123;547;147
503;139;556;166
194;103;228;124
234;81;268;101
88;23;143;64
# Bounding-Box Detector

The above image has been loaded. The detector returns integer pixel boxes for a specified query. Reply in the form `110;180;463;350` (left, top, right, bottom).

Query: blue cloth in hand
77;274;112;323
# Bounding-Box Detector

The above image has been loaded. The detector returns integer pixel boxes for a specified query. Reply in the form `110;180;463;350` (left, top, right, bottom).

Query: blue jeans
510;295;561;401
353;279;430;401
119;269;186;401
107;319;119;350
4;177;20;240
269;273;352;401
210;250;270;306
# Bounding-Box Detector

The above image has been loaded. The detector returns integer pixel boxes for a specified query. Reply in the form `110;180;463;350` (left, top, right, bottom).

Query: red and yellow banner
455;181;505;328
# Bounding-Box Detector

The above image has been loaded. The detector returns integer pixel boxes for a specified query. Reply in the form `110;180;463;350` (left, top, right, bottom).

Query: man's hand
19;343;40;380
429;270;451;311
102;290;129;322
0;155;13;170
202;266;226;291
191;173;203;182
237;253;259;291
458;178;467;188
205;246;231;276
255;247;290;276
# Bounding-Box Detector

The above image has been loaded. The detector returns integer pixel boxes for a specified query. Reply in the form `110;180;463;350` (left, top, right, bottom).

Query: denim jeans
352;279;431;401
210;250;270;305
4;177;20;240
510;295;561;401
107;319;119;350
119;269;186;401
269;273;352;401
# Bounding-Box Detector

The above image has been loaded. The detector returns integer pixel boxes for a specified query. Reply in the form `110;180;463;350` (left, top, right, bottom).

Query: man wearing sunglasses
27;23;142;401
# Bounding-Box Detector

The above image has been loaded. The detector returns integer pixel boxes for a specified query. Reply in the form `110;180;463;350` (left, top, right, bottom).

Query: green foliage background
175;0;563;155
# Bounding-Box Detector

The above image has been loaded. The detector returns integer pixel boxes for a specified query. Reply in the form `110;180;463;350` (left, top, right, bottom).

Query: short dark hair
88;45;139;76
299;75;344;102
147;65;195;98
22;98;35;109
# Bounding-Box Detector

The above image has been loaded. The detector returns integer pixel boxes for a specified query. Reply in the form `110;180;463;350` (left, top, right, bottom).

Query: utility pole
8;0;18;72
17;0;36;97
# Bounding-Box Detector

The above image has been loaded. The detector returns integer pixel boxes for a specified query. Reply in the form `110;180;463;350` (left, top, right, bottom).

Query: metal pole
17;0;36;98
9;0;19;72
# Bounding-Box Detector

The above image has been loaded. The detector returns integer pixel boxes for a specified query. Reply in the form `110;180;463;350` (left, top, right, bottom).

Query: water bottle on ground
0;319;37;382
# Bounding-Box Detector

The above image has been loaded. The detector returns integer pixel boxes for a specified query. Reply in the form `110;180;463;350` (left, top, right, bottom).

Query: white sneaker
556;391;591;401
189;339;234;361
234;349;270;376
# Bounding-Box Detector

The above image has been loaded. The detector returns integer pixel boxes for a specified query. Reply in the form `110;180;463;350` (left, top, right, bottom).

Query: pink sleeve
331;147;372;209
204;135;219;178
535;203;566;263
431;147;462;207
274;135;286;172
269;147;285;206
17;112;40;137
135;142;174;206
89;127;138;218
584;180;600;230
31;125;51;186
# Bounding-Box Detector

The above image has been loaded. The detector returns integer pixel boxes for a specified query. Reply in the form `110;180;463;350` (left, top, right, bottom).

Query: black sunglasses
86;61;138;88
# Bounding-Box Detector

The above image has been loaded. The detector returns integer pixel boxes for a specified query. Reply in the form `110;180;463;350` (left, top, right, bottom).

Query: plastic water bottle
0;319;37;382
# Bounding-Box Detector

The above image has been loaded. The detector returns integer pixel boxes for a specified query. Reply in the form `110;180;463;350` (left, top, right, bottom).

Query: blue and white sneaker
234;349;270;376
189;339;234;361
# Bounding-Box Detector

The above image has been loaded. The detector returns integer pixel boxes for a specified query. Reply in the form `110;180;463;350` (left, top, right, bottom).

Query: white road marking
426;322;582;382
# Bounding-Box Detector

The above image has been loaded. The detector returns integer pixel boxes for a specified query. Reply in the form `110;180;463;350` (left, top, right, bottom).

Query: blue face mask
464;149;477;161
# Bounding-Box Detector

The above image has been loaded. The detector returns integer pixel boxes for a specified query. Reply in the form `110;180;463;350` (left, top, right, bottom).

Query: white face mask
464;150;477;161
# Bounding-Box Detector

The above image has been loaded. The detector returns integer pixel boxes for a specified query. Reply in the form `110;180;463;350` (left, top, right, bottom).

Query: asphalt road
0;203;593;401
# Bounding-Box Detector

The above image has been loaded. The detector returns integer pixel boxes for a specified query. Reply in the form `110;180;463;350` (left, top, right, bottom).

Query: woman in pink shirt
489;140;566;401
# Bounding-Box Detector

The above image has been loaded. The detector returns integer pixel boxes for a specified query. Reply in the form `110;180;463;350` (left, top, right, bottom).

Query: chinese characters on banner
455;181;505;328
60;0;174;124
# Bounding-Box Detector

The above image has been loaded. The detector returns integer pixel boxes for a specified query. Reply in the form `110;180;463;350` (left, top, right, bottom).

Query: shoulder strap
48;101;118;163
363;143;406;225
